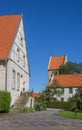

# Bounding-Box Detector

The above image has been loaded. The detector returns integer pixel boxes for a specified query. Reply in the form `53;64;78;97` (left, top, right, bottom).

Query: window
20;37;23;47
62;88;64;93
23;88;25;92
17;73;20;91
49;79;51;82
23;55;25;67
17;48;20;62
61;98;64;102
69;88;73;94
12;70;15;89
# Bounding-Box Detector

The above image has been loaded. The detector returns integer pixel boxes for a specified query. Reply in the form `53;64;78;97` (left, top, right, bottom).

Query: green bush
0;91;11;112
44;101;67;109
63;97;76;111
35;102;47;111
43;100;77;110
23;107;35;112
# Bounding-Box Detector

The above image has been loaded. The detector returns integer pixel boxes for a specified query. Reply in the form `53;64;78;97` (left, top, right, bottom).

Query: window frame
12;70;16;90
69;87;73;94
17;48;20;62
17;72;20;91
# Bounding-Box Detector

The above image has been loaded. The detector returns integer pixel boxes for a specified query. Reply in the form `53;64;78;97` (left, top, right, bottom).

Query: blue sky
0;0;82;92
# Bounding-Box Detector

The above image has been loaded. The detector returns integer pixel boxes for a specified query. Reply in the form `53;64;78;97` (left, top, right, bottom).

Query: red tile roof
0;15;21;58
32;93;40;98
53;74;82;87
48;55;65;70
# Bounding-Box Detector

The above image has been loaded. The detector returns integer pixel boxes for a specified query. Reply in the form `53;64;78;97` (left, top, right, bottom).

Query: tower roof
48;55;66;70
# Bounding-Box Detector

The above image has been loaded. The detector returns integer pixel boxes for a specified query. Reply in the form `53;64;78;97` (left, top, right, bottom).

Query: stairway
11;92;31;112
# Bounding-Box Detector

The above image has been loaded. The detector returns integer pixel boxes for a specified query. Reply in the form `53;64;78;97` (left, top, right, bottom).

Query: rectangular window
17;48;20;62
12;70;15;89
20;37;23;47
61;98;64;102
17;73;20;91
69;88;73;94
62;88;64;93
23;55;25;68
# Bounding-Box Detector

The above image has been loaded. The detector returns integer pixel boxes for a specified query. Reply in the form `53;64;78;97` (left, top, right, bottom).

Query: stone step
11;92;31;112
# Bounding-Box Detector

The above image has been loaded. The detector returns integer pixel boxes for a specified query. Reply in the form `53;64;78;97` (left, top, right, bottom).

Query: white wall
7;17;30;105
0;62;6;91
7;60;29;105
53;87;78;101
9;17;29;74
26;97;34;108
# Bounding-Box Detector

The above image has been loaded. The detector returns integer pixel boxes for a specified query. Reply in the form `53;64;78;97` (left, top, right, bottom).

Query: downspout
5;59;8;91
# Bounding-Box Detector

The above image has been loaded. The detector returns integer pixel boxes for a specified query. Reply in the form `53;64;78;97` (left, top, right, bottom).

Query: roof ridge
51;55;66;57
0;14;22;17
55;74;82;76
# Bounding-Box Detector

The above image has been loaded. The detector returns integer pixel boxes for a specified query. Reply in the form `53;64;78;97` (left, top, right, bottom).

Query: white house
48;55;82;101
52;74;82;101
0;14;30;105
48;55;67;82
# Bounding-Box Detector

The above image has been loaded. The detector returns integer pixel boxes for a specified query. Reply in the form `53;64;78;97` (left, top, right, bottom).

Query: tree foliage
51;80;64;97
0;91;11;112
77;87;82;109
66;87;82;110
59;61;82;74
38;87;54;101
38;80;64;102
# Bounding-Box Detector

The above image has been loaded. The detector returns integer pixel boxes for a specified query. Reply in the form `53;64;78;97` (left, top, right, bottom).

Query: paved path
0;109;82;130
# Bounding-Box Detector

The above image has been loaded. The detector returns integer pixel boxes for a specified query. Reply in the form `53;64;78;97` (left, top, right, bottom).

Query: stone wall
0;61;6;91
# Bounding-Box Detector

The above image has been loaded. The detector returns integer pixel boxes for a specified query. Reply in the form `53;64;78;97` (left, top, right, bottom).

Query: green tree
66;87;82;110
51;80;64;98
39;87;54;101
39;80;64;102
59;62;82;74
77;87;82;109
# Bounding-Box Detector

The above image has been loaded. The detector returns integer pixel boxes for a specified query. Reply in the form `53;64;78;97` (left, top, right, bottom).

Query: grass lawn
60;110;82;119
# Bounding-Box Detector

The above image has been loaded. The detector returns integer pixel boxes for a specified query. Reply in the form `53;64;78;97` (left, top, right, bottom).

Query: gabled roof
32;92;40;98
48;55;66;70
53;74;82;87
0;14;21;58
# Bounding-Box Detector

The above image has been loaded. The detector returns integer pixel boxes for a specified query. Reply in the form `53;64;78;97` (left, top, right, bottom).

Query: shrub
0;91;11;112
23;107;35;112
64;97;76;111
35;102;47;111
44;101;67;109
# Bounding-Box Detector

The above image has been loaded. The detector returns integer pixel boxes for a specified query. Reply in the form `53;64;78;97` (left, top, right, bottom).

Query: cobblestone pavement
0;109;82;130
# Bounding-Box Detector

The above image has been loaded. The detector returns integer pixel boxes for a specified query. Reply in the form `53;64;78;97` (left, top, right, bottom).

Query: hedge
43;101;67;109
0;91;11;112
